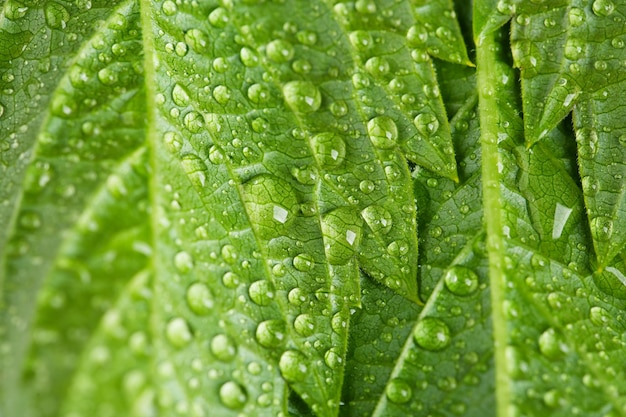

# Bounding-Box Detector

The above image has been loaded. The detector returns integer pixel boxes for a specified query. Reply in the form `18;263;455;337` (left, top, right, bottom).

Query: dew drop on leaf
172;84;190;106
361;205;393;234
256;320;286;348
221;245;238;263
590;216;613;241
414;113;440;136
213;85;231;105
186;282;214;315
166;317;193;348
248;280;275;306
311;132;346;168
538;328;566;360
386;378;412;404
349;30;373;50
222;271;240;289
321;207;362;265
444;266;479;296
208;7;229;28
413;318;451;351
293;253;315;271
288;287;306;305
367;116;398;149
219;381;247;409
183;111;203;133
294;313;316;336
283;81;321;113
279;350;308;382
184;28;209;53
592;0;615;16
174;251;193;273
365;56;390;77
247;83;270;104
266;39;294;62
44;2;70;29
211;334;237;361
568;7;586;26
162;0;177;16
324;348;342;369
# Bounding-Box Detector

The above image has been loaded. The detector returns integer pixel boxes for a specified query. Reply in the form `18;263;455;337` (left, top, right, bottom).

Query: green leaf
3;2;626;417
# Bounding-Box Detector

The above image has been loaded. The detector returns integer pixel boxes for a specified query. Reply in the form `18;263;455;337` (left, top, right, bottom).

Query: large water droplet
162;0;177;15
256;320;286;348
293;253;315;271
414;113;439;136
172;84;190;106
242;174;298;239
349;30;372;50
279;350;308;382
321;207;363;265
166;317;193;348
247;83;270;104
311;132;346;168
413;318;451;351
213;85;231;105
211;334;237;361
538;328;566;360
283;81;321;113
568;7;586;26
221;245;238;263
324;348;342;369
164;132;183;153
184;29;209;53
186;282;214;315
386;378;412;404
208;7;229;27
294;313;315;336
444;266;479;296
45;2;70;29
592;0;614;16
219;381;247;409
564;38;585;60
361;205;393;234
590;216;613;242
365;56;390;77
367;116;398;149
248;280;275;306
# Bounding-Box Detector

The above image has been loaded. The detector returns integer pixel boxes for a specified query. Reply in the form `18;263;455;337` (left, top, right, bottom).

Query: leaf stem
476;29;510;417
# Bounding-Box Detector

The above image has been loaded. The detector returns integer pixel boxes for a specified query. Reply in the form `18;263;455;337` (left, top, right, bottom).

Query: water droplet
361;205;393;235
222;271;240;289
321;207;362;265
248;280;275;306
444;266;479;296
162;0;177;15
5;1;29;20
184;29;209;53
324;348;342;369
365;56;390;77
297;30;317;46
414;113;439;136
288;287;306;305
239;47;259;67
266;39;294;62
166;317;193;348
51;93;77;118
367;116;398;149
183;111;204;133
611;37;624;49
294;314;315;336
349;30;372;50
592;0;614;16
538;328;566;360
208;7;229;27
311;132;346;168
211;334;237;361
213;85;231;105
331;312;347;333
186;282;214;315
213;57;229;72
219;381;247;409
256;320;286;348
247;83;270;104
590;216;613;241
568;7;586;26
386;240;408;256
543;389;561;408
174;251;194;273
19;211;42;230
413;318;451;351
283;81;321;113
359;180;375;194
45;2;70;29
279;350;308;382
242;174;298;239
172;84;190;106
355;0;376;13
293;253;314;271
564;38;585;60
386;378;412;404
406;25;428;46
496;0;515;14
221;245;238;263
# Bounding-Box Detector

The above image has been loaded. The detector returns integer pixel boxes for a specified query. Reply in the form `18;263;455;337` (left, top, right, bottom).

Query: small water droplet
444;266;479;296
406;25;428;46
211;334;237;361
413;317;451;351
386;378;412;404
219;381;247;409
355;0;376;13
311;132;346;168
279;350;308;382
164;132;182;152
174;251;194;273
283;81;321;113
186;282;214;315
367;116;398;149
213;85;231;105
242;174;298;238
166;317;193;348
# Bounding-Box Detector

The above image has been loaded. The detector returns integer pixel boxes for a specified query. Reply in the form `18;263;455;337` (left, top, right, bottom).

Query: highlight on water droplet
413;317;451;351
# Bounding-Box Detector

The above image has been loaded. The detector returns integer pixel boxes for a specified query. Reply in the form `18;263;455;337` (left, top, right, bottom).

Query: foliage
1;0;626;416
